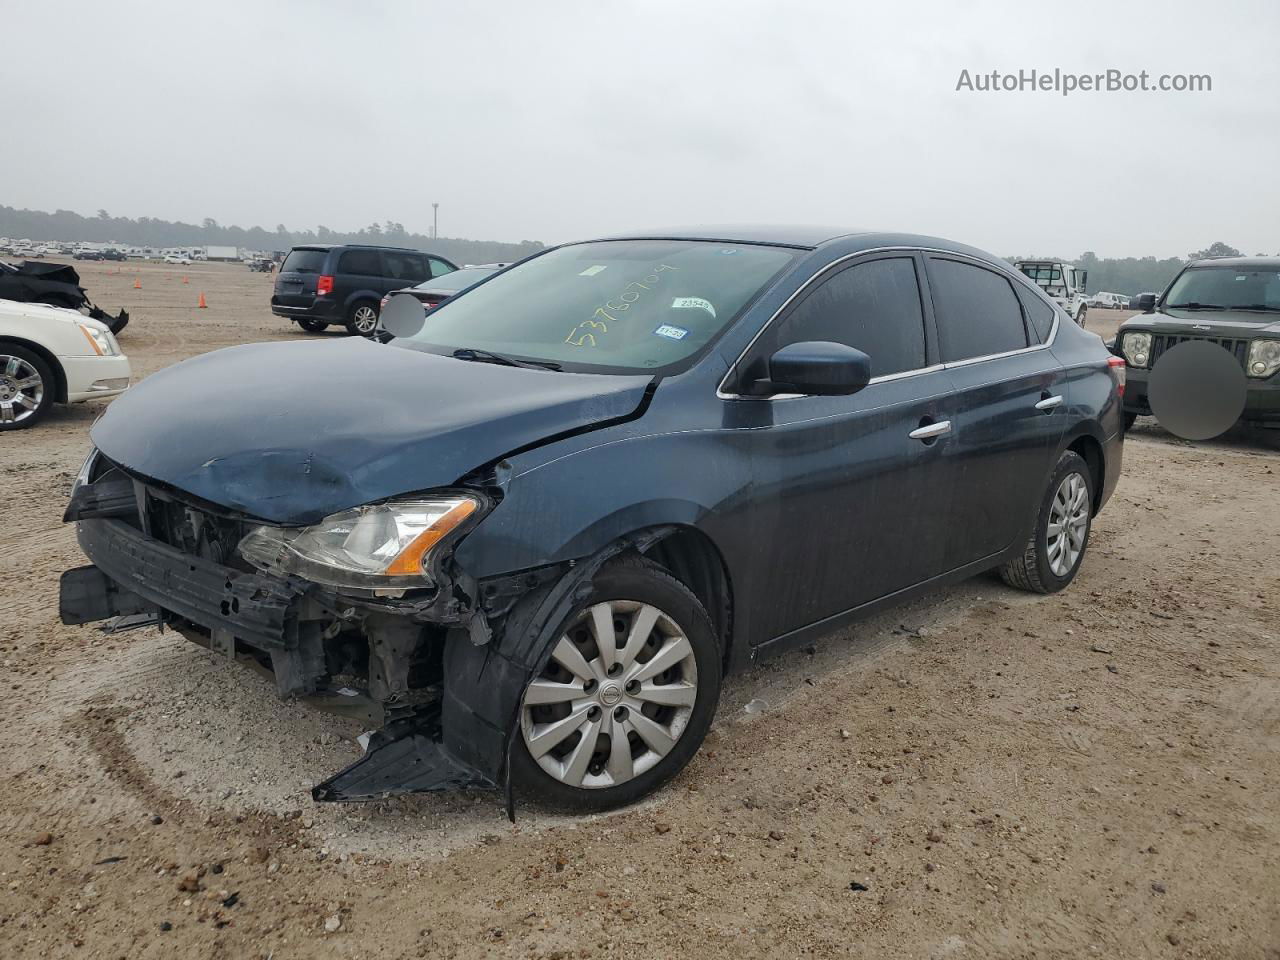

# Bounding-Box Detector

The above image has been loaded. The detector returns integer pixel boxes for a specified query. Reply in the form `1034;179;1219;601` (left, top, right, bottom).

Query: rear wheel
1076;305;1088;328
510;555;721;811
297;318;328;333
1123;411;1138;430
1000;450;1093;594
0;346;55;430
345;301;379;337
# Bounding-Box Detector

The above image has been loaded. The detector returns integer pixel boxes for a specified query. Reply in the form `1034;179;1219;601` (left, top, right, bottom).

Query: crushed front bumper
57;460;631;815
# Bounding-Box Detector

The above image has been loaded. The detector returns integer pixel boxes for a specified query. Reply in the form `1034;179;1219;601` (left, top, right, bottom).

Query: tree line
1011;242;1276;297
0;204;544;266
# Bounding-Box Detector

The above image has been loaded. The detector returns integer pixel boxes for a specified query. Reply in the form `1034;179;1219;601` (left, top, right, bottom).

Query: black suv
1115;257;1280;431
271;244;458;335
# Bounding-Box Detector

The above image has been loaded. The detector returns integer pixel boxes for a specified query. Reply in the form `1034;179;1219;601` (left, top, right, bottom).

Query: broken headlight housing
237;496;479;591
1246;339;1280;379
1120;330;1153;368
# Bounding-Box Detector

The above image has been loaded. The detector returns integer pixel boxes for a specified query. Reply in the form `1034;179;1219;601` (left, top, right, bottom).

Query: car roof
290;243;422;253
1186;256;1280;269
578;226;1008;264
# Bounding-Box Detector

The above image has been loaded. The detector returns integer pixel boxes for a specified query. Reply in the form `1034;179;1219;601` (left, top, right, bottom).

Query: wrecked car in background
0;259;129;334
0;298;131;430
59;227;1122;813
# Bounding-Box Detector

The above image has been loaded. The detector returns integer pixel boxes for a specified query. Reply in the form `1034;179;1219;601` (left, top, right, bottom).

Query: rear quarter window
1014;283;1056;343
928;258;1029;362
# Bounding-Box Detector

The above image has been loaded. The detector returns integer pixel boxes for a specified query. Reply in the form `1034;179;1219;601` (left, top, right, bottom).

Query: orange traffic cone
182;275;189;284
133;277;141;289
197;292;208;309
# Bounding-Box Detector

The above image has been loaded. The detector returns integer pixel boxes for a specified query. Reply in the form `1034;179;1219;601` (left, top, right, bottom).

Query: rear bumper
270;297;340;321
1123;367;1280;425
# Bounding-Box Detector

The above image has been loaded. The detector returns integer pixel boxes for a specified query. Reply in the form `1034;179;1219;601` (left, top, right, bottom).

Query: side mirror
756;341;872;396
1133;293;1156;313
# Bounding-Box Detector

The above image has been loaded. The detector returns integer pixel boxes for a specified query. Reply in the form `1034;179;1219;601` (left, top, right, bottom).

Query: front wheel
297;318;328;333
0;346;55;430
1000;450;1094;594
1076;306;1088;328
345;301;379;337
510;555;722;812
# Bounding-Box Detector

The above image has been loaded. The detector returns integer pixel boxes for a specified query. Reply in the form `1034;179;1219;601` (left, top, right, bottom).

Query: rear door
735;252;959;641
336;248;384;301
924;255;1068;569
274;247;328;306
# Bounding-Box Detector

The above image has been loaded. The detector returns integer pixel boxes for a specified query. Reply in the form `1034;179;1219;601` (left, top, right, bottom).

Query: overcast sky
3;0;1277;258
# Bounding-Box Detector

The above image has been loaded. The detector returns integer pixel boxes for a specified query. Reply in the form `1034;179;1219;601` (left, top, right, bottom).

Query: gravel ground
1;261;1278;959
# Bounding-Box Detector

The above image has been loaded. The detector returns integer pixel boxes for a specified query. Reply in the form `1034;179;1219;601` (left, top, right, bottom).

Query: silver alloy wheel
352;305;378;333
520;600;699;789
1046;472;1089;576
0;355;44;424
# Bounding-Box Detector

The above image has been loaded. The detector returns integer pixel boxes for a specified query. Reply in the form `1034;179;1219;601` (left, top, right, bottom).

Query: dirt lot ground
2;261;1278;959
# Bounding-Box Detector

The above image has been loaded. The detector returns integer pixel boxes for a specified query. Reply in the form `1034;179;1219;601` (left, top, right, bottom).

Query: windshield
1166;266;1280;310
398;240;799;373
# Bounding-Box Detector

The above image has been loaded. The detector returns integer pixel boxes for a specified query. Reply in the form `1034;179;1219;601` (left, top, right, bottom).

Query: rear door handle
908;420;952;441
1035;395;1064;411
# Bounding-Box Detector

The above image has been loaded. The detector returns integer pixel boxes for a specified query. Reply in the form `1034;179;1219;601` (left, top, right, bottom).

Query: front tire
1000;450;1094;594
345;301;379;337
0;345;55;430
510;555;722;812
1076;305;1088;328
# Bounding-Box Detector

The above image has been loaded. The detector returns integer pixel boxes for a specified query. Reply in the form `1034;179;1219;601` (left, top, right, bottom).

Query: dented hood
90;338;651;524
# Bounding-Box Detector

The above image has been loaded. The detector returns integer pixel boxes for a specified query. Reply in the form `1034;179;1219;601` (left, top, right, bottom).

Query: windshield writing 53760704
565;264;679;348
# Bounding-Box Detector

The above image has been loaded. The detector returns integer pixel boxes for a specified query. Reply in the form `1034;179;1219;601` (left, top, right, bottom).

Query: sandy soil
2;261;1278;959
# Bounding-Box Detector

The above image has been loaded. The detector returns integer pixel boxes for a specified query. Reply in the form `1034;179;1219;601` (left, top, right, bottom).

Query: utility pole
432;203;439;240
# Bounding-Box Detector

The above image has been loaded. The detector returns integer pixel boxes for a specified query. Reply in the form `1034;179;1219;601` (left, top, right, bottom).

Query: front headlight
77;322;119;357
237;496;479;590
1246;339;1280;379
1121;330;1153;368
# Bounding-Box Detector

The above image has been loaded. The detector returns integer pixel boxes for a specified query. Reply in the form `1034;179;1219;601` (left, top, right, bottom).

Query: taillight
1107;355;1126;397
316;275;334;296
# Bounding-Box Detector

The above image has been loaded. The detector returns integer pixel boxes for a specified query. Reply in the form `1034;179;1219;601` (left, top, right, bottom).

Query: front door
727;253;960;643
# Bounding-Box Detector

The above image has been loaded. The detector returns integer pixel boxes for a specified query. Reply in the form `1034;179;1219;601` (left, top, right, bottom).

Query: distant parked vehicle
378;263;505;314
74;250;105;261
271;244;458;335
0;298;131;430
1014;260;1089;327
163;254;193;265
101;249;127;262
1091;292;1129;310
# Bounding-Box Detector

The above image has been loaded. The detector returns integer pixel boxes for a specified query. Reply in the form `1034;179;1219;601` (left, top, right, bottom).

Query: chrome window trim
717;246;1060;401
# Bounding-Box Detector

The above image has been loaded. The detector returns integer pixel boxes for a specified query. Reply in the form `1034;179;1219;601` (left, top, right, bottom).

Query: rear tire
297;319;328;333
345;301;379;337
1123;411;1137;430
1076;306;1088;328
0;345;56;431
510;554;722;812
1000;450;1093;594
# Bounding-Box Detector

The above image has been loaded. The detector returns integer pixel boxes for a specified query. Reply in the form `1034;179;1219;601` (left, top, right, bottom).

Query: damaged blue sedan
59;226;1123;812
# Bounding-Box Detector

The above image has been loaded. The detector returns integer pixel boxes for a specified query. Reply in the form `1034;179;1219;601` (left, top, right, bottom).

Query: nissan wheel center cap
1147;339;1248;441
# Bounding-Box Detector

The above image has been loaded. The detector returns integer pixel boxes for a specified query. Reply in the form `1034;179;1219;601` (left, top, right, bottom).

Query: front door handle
1035;395;1064;411
908;420;952;441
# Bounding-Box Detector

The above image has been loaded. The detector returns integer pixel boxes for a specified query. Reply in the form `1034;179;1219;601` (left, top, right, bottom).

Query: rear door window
928;258;1029;362
1014;283;1056;343
337;249;382;276
759;256;927;379
282;249;327;275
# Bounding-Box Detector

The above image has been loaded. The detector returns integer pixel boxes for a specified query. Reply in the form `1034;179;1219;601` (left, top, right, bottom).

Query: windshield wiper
1238;304;1280;312
451;347;561;371
1166;302;1225;311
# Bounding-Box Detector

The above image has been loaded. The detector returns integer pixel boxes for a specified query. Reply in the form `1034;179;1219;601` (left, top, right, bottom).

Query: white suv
0;299;132;429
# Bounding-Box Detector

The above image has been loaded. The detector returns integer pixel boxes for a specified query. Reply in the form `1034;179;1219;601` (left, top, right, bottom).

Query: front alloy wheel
0;349;52;429
512;556;720;810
